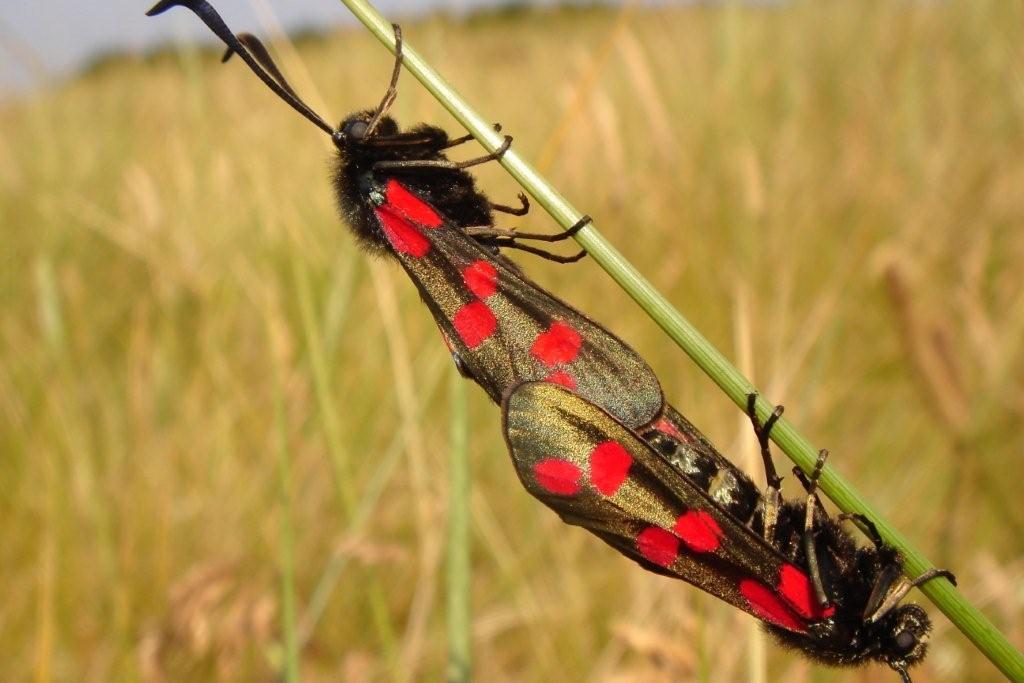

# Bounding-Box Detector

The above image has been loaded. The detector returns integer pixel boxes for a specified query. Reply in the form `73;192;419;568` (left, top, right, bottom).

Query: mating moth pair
148;2;953;679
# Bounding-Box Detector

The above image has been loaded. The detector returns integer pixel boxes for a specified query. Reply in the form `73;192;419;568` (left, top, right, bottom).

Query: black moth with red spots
147;2;952;680
147;0;664;431
504;383;953;683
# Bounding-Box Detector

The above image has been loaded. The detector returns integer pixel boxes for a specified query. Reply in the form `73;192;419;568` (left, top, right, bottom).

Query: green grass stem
272;362;300;683
292;254;400;664
446;367;472;683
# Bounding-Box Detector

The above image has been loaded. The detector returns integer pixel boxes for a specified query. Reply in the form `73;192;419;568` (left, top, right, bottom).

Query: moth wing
502;381;832;633
377;179;662;429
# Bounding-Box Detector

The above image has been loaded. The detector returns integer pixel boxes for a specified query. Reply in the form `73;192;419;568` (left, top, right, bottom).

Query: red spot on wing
778;564;834;619
384;179;443;227
673;510;723;553
463;260;498;298
637;526;679;568
739;580;808;633
653;418;685;441
544;371;577;389
452;301;497;349
534;459;582;495
531;322;582;366
375;207;431;258
589;441;632;496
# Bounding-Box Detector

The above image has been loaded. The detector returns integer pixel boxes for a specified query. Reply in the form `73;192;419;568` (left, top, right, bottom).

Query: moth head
877;604;930;676
333;111;399;148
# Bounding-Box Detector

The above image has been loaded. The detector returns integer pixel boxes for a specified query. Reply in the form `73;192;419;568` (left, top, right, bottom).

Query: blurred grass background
2;0;1023;680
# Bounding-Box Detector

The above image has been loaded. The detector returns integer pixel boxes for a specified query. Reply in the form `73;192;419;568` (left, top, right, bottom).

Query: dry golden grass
2;1;1023;680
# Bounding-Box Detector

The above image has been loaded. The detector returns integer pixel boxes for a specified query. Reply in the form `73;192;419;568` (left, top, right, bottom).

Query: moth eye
345;120;369;140
894;630;917;653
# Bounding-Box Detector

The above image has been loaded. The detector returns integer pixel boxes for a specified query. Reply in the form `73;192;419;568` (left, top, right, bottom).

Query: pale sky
0;0;553;95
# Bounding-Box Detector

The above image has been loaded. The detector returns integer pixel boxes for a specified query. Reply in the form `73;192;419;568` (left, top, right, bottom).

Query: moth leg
491;239;587;264
845;511;957;622
372;135;513;171
466;215;591;244
836;512;885;548
907;568;957;589
372;122;502;157
364;24;404;138
361;131;450;149
490;192;530;216
357;129;453;162
443;123;503;149
865;565;957;624
462;216;590;263
745;393;785;545
802;449;833;610
791;463;832;524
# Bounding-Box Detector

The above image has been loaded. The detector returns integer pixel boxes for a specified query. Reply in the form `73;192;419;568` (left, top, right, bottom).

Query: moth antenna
363;24;403;137
146;0;334;136
223;33;301;103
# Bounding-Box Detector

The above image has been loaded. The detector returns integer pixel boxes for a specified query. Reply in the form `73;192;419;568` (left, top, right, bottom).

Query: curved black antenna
147;0;335;136
224;33;302;103
363;24;403;138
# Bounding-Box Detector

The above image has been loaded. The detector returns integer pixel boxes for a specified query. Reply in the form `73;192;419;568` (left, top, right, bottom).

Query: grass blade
272;354;300;683
446;367;472;682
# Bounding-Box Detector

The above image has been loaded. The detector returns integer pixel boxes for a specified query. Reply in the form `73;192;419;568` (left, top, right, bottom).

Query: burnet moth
503;382;954;682
146;0;666;431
